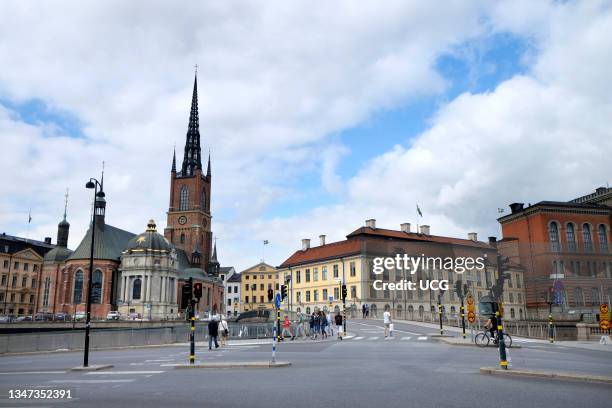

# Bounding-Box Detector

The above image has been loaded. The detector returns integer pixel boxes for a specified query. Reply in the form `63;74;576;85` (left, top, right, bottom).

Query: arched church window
180;233;185;244
201;189;207;211
133;278;142;300
180;185;189;210
91;270;103;304
73;270;83;304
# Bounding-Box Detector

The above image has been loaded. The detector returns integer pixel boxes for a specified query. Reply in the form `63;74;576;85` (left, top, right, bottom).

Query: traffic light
182;277;193;301
281;285;287;300
341;284;347;301
267;288;274;302
454;280;464;299
193;282;203;300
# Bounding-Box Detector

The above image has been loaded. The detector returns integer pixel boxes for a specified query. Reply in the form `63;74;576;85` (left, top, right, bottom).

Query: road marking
353;336;364;340
369;337;379;340
0;371;66;375
417;336;428;340
50;379;135;383
384;337;395;340
144;359;174;362
401;337;412;341
86;371;165;375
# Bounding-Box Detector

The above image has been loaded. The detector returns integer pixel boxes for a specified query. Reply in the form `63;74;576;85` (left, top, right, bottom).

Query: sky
0;0;611;272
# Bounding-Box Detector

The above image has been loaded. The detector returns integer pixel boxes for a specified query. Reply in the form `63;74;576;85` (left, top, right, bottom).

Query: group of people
280;311;343;341
206;316;229;350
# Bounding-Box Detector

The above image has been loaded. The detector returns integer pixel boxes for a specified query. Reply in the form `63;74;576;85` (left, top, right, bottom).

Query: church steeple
171;145;176;173
206;151;211;177
181;72;202;176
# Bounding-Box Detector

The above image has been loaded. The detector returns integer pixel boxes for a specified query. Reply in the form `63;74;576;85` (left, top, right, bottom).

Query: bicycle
474;330;512;348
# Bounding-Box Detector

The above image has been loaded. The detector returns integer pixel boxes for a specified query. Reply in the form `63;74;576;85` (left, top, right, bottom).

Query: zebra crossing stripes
349;336;424;342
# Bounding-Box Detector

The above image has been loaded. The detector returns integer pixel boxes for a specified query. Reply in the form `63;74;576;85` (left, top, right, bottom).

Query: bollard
271;325;277;364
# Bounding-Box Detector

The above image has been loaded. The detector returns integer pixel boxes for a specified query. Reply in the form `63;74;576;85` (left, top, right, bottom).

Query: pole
83;182;97;368
460;298;466;339
496;309;508;370
438;295;443;336
548;301;554;343
271;322;277;364
276;305;281;341
189;300;195;365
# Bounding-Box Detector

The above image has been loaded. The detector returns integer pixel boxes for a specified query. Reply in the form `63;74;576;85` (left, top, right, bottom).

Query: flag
416;204;423;217
263;240;269;245
28;209;32;223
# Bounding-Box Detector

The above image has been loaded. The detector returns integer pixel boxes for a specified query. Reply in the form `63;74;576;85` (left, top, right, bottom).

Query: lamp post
83;177;103;367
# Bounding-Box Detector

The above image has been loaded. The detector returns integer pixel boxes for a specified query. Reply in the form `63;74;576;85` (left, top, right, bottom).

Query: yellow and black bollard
496;310;508;370
460;303;466;339
276;307;281;342
438;299;443;336
189;314;195;365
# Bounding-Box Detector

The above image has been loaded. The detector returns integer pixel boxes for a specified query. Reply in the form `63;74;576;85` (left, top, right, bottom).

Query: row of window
0;292;35;304
294;262;356;284
552;260;612;278
72;270;104;304
1;260;39;272
178;185;207;211
549;222;609;253
243;274;279;280
295;286;357;303
0;274;37;289
244;283;280;292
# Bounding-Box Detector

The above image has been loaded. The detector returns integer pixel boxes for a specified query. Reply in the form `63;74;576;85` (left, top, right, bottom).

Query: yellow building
239;262;279;313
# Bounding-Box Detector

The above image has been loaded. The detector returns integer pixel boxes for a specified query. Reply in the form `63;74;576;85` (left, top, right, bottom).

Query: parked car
0;315;15;323
74;311;86;321
54;312;71;321
106;311;121;320
34;312;54;321
15;315;33;322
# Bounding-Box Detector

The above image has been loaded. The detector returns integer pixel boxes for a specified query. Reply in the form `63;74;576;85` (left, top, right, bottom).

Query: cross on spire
63;188;69;221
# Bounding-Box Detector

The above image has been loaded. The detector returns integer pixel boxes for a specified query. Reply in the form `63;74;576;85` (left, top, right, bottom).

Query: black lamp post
83;177;104;367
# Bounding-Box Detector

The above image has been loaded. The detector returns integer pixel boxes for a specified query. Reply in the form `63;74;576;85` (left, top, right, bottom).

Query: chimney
44;237;52;244
400;223;411;233
301;239;311;251
509;203;524;214
419;225;430;235
365;219;376;228
319;235;326;246
468;232;477;242
488;236;497;246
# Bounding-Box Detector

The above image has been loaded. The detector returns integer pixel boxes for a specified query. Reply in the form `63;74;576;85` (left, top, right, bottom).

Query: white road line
384;337;395;340
50;379;135;383
417;336;428;340
0;371;66;375
401;337;412;341
144;359;174;362
86;371;165;375
369;337;379;340
353;336;364;340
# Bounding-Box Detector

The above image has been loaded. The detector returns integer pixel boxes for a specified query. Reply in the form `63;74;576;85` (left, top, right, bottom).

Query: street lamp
83;177;104;367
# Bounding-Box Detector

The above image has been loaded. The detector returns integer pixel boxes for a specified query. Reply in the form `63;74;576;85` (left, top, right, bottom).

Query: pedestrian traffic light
182;277;193;300
454;280;464;299
193;282;203;300
341;284;347;301
267;288;273;302
281;285;287;300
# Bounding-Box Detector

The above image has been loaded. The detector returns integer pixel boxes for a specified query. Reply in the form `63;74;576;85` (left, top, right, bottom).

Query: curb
480;367;612;384
174;361;291;369
70;364;114;372
437;337;522;348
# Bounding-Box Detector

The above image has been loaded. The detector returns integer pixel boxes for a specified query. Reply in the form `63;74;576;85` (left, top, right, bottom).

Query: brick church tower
164;74;213;271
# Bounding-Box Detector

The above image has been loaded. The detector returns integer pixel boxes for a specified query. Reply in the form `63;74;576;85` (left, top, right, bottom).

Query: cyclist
484;314;498;344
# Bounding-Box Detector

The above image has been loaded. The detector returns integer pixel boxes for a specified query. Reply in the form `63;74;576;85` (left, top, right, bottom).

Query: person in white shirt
383;307;392;338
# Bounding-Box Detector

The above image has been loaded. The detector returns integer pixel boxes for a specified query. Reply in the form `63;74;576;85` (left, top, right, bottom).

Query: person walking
313;312;321;340
309;312;316;339
208;317;220;350
383;306;392;338
334;312;343;340
365;304;370;318
218;316;229;347
282;315;293;339
292;311;305;340
326;311;334;337
362;304;366;319
320;311;328;339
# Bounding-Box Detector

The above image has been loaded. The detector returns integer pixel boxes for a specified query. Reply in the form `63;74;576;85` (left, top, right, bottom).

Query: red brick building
497;187;612;318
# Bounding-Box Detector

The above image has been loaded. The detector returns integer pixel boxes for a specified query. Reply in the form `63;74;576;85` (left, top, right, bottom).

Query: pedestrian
320;311;328;339
309;312;316;339
314;312;321;340
326;311;334;336
362;304;366;319
219;316;229;347
365;304;370;318
334;312;343;340
282;315;293;339
383;306;392;338
208;317;220;350
292;312;305;340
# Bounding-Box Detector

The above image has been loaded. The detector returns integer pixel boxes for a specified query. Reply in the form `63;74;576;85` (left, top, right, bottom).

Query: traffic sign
601;320;611;331
600;303;609;315
600;303;610;331
274;293;281;309
467;311;476;323
466;294;474;306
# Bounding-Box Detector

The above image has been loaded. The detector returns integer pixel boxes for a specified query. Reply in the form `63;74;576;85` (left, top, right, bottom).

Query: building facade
1;233;55;316
225;272;241;317
239;262;278;313
498;187;612;318
278;220;527;321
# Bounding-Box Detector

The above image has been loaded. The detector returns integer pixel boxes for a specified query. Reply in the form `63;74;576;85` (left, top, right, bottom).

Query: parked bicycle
474;330;512;348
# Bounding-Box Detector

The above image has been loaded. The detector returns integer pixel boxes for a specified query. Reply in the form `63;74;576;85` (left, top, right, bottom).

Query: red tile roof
278;239;361;268
347;227;493;249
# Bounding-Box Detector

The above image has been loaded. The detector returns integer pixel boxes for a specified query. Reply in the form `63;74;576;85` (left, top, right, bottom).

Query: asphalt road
0;318;611;408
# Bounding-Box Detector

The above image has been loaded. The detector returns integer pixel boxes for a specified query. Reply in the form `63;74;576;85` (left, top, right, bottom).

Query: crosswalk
349;335;428;342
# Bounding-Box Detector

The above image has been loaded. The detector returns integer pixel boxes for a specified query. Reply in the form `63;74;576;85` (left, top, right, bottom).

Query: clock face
178;216;187;225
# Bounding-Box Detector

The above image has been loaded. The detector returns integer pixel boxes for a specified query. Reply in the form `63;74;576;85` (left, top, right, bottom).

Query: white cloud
0;1;610;271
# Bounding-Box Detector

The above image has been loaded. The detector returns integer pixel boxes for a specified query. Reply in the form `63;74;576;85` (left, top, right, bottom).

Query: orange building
497;187;612;318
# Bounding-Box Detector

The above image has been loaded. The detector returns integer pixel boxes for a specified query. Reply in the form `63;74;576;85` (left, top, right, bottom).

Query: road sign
601;320;611;331
466;293;474;307
600;303;610;331
600;303;609;315
274;293;281;309
467;311;476;323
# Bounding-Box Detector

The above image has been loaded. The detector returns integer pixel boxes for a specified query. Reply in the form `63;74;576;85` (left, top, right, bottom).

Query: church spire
206;150;211;177
181;70;202;176
171;145;176;173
